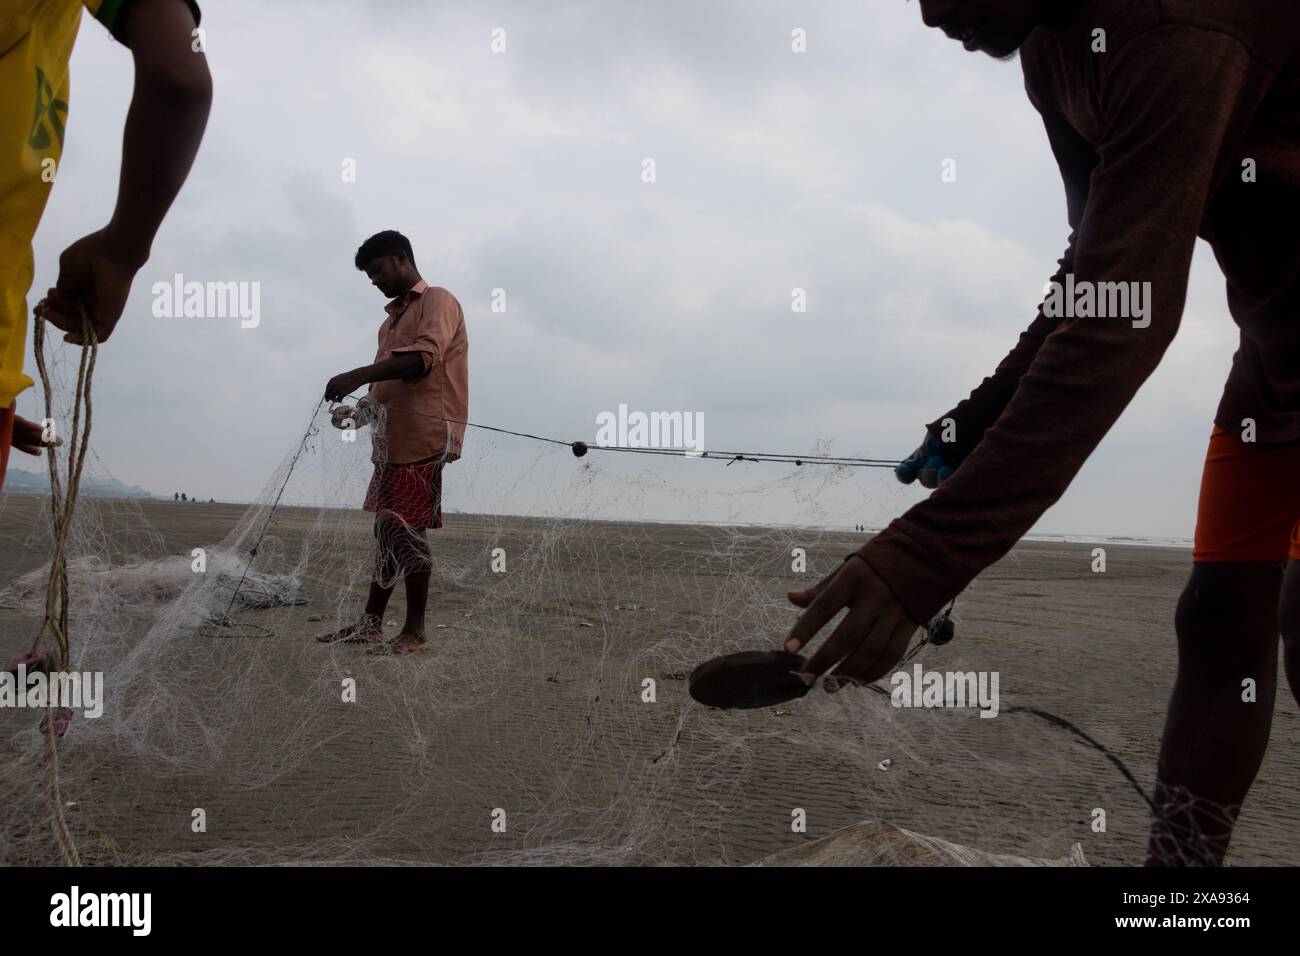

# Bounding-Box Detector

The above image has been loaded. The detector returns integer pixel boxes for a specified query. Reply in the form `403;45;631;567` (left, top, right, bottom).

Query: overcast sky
21;0;1240;539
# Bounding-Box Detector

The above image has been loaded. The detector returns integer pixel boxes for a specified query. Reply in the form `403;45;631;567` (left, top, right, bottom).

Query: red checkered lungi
363;456;446;529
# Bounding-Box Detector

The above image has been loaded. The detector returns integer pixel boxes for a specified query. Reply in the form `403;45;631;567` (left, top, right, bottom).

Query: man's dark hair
355;230;415;270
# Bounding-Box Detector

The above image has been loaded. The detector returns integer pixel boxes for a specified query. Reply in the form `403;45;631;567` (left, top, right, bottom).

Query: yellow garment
0;1;126;408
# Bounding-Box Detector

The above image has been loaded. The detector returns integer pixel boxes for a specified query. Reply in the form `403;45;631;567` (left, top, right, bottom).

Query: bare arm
107;0;213;265
325;353;426;402
38;0;211;345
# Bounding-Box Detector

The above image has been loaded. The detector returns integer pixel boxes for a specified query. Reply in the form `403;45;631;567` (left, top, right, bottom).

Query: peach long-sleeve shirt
368;281;468;465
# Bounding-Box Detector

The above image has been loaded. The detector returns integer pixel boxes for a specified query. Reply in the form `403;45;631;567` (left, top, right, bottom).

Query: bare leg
394;569;431;648
1281;559;1300;707
368;514;411;617
372;524;431;655
1145;562;1282;865
315;518;399;643
364;579;395;619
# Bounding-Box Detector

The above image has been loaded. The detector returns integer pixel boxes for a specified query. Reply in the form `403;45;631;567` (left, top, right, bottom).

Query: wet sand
1;495;1297;866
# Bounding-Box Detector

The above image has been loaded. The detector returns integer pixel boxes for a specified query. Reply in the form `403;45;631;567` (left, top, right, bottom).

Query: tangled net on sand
0;552;308;617
70;336;1300;867
0;394;1164;868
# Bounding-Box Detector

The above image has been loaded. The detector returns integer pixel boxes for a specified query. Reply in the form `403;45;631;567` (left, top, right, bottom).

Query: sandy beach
1;495;1297;867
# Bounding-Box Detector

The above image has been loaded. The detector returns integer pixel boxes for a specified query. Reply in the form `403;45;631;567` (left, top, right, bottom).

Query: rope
851;607;1160;831
342;395;903;469
1001;705;1156;814
31;313;93;867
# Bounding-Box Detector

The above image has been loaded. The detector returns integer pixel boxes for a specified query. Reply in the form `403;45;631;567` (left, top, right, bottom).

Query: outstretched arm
787;25;1274;682
902;101;1095;485
38;0;211;345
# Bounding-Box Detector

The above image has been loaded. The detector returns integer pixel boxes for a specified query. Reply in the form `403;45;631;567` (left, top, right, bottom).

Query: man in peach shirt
319;230;468;655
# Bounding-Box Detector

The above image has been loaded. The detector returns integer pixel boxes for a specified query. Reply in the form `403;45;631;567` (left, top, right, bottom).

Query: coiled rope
31;313;94;867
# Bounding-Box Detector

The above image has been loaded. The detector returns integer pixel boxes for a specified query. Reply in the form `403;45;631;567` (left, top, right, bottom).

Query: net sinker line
341;394;904;469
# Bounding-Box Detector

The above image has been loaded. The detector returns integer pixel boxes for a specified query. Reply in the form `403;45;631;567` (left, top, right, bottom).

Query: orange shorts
0;402;13;494
1193;425;1300;563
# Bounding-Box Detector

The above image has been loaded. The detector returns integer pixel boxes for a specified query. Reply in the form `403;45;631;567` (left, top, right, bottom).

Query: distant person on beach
0;0;210;493
318;230;468;655
783;0;1300;867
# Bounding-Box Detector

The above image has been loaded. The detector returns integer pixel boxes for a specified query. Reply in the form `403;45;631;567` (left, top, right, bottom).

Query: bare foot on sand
367;631;428;656
315;614;385;645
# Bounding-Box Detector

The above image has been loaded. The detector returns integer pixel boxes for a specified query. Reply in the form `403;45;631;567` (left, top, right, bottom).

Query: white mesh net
2;375;1276;867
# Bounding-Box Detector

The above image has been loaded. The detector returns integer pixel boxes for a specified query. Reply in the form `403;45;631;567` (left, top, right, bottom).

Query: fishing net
0;370;1274;867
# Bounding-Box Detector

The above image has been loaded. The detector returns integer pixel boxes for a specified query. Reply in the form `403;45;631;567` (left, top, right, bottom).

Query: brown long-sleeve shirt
864;0;1300;624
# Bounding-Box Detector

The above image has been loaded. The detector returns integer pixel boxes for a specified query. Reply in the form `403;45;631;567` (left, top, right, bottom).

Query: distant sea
2;468;156;499
0;476;1197;548
1022;532;1193;550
